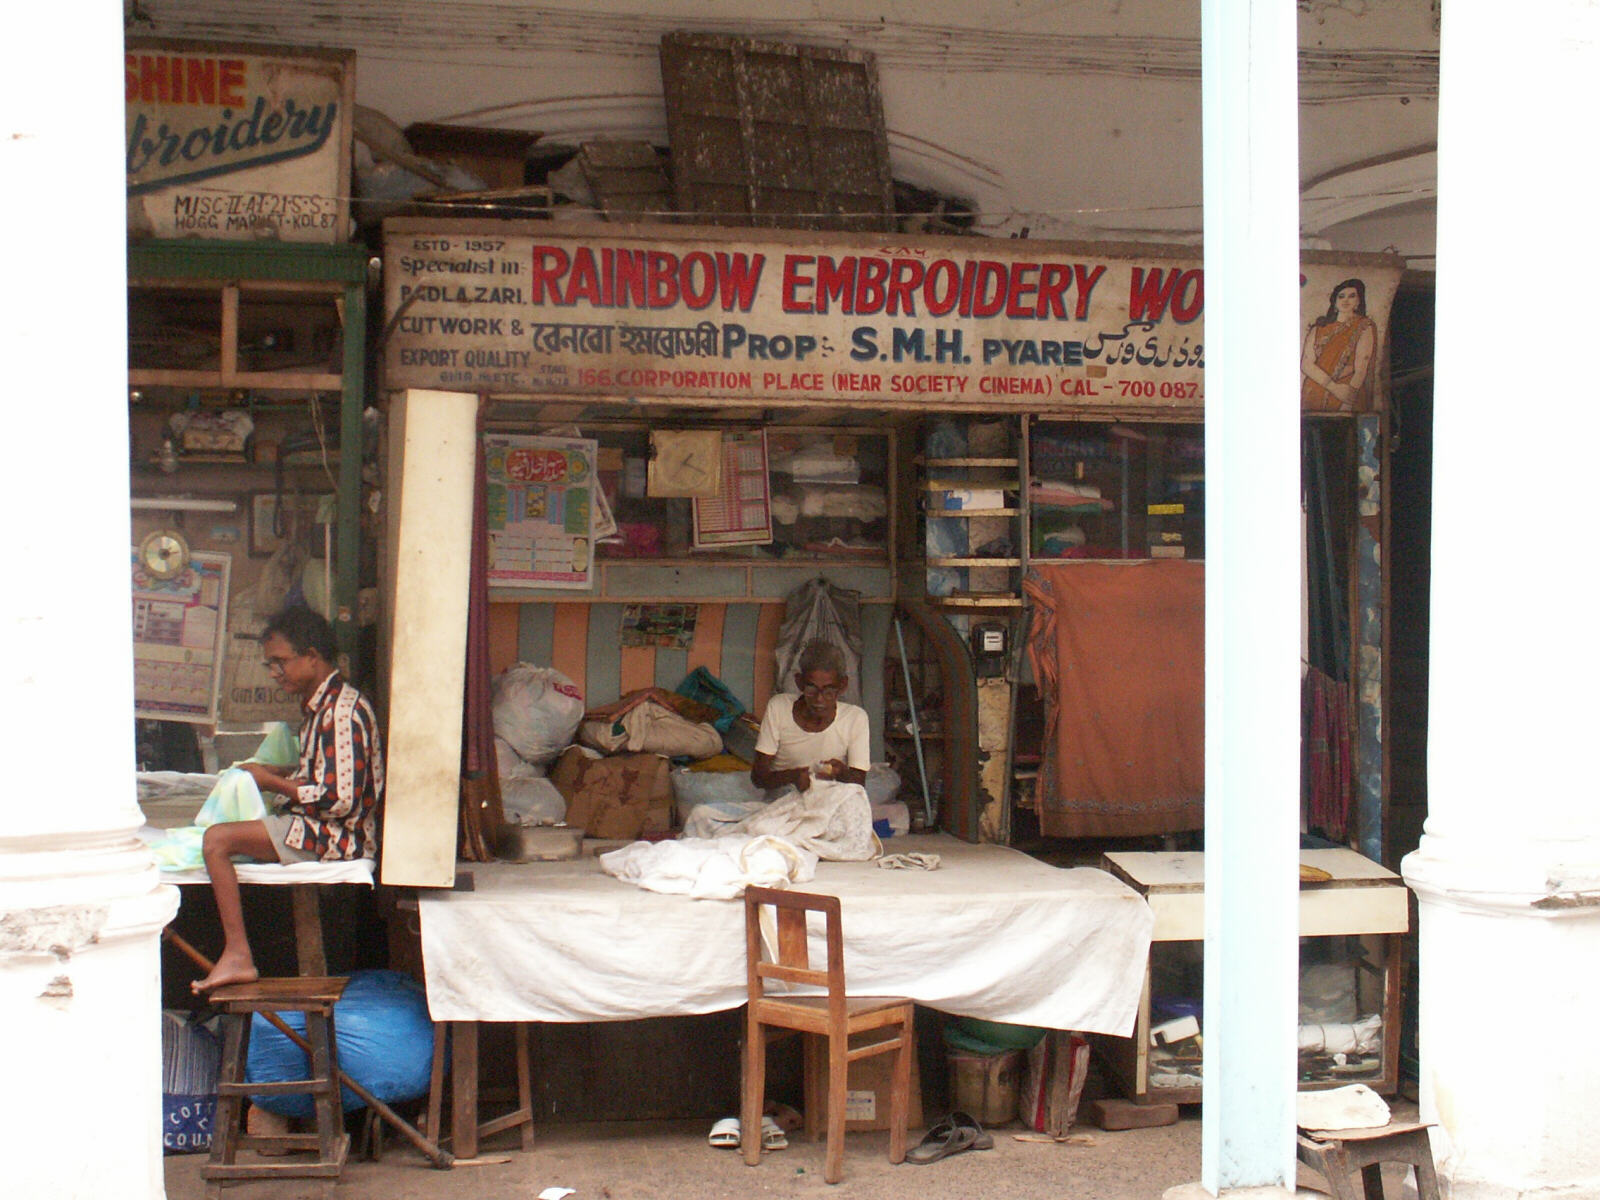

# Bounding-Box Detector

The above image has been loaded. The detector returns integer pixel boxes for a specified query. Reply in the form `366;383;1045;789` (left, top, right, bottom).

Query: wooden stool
1296;1122;1442;1200
203;977;350;1199
424;1021;535;1159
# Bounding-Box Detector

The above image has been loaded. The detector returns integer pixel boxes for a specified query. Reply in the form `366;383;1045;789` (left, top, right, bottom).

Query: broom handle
162;927;454;1169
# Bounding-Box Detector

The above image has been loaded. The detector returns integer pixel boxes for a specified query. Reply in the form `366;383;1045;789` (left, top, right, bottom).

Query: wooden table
1097;848;1409;1105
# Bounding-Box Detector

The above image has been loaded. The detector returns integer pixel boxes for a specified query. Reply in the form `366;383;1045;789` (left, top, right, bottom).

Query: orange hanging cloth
1023;561;1205;838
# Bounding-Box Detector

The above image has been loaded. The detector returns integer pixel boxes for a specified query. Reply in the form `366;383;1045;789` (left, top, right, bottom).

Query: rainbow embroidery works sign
383;220;1403;412
126;39;354;243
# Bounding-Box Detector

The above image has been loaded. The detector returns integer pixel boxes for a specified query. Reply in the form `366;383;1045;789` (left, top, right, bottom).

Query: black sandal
906;1112;988;1164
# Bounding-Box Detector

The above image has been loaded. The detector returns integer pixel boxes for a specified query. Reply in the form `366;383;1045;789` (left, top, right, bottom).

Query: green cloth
942;1017;1048;1055
149;724;299;871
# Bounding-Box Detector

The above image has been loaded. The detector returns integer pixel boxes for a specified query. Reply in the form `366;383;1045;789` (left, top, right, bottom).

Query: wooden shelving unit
127;240;369;664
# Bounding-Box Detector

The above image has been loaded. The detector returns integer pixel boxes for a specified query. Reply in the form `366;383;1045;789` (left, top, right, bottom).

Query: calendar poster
132;550;232;723
485;434;598;589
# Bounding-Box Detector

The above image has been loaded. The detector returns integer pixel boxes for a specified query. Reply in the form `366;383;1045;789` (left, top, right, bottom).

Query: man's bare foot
191;951;259;994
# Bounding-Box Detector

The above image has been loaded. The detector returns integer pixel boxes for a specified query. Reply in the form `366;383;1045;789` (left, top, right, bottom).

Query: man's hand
239;761;296;798
752;751;812;795
813;758;848;781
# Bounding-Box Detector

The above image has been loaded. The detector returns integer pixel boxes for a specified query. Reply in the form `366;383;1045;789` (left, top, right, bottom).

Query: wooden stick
163;927;455;1169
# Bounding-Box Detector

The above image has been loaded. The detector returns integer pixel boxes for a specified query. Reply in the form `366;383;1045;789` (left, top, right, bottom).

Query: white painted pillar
0;9;180;1200
1198;0;1301;1193
1402;4;1600;1199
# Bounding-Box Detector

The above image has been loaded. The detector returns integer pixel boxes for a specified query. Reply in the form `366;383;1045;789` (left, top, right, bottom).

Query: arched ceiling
130;0;1439;262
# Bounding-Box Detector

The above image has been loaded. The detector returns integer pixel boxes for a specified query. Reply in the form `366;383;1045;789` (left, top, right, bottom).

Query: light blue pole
1200;0;1302;1192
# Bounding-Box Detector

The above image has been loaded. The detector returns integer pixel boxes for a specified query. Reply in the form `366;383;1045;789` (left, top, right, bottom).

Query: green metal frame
128;239;369;667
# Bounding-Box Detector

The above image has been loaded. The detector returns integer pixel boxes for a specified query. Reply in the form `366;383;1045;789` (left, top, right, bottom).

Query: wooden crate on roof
659;31;895;232
579;141;676;222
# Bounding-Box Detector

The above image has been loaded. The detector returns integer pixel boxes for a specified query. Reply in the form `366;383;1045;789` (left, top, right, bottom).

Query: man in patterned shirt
192;607;385;993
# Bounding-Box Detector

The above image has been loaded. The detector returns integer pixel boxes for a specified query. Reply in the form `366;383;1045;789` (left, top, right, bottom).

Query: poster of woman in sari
1301;277;1378;413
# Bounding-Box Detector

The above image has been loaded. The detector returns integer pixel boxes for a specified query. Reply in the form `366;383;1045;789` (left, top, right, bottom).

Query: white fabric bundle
599;835;817;900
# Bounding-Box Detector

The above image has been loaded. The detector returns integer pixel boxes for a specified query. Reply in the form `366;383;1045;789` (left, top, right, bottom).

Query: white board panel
380;389;478;888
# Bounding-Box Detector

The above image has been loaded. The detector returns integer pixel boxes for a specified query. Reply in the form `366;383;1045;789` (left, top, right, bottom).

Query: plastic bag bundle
501;775;568;825
491;664;585;766
578;698;722;759
774;578;864;706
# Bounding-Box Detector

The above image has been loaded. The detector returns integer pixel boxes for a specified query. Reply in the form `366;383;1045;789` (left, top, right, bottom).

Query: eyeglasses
261;653;301;675
799;680;843;698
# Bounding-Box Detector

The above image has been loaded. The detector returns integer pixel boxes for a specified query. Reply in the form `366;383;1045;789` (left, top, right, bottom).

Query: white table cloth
418;834;1153;1035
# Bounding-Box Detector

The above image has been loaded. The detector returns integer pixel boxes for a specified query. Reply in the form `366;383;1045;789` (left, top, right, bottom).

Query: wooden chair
741;886;914;1185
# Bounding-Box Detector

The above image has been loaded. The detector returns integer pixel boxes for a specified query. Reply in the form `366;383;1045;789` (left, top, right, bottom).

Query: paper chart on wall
132;550;232;723
485;434;598;589
693;428;773;548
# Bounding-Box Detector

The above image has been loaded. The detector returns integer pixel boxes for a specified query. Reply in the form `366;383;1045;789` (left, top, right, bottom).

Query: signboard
133;550;231;724
484;434;597;589
126;39;354;243
383;220;1403;412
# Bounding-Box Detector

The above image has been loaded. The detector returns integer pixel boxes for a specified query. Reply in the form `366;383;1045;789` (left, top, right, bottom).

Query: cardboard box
550;748;672;839
933;488;1006;511
804;1032;923;1132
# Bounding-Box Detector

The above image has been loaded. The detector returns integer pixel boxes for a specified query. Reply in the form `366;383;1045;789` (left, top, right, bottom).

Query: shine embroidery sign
125;39;354;243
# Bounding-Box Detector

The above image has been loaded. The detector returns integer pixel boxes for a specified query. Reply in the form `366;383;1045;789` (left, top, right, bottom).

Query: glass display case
1030;420;1204;563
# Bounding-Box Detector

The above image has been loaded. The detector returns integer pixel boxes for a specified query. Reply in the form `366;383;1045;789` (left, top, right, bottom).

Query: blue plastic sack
247;970;435;1119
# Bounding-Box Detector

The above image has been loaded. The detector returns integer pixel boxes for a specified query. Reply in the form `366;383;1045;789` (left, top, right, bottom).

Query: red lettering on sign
182;58;216;105
646;251;678;307
716;252;765;312
968;261;1007;318
1073;263;1106;319
613;248;646;308
127;55;247;106
566;248;603;305
529;246;571;304
854;257;888;315
887;258;923;316
782;254;815;313
681;251;717;309
816;256;854;315
218;59;246;107
923;259;960;316
504;449;569;484
1129;267;1205;322
1170;270;1204;322
1035;263;1072;318
1004;262;1040;319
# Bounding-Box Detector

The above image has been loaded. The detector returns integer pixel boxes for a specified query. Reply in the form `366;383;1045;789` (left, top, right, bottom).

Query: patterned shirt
282;671;384;862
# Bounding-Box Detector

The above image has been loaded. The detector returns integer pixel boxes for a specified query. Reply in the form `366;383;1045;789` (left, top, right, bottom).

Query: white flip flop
762;1114;789;1151
708;1116;740;1148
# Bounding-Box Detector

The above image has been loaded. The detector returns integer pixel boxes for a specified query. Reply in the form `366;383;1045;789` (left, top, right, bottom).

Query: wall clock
138;528;191;580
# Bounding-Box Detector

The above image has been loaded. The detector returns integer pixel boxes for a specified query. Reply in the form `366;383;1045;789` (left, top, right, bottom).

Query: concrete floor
161;1104;1423;1200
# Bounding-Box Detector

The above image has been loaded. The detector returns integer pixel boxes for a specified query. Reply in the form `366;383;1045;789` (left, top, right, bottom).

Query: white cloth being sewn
682;780;878;861
599;835;818;900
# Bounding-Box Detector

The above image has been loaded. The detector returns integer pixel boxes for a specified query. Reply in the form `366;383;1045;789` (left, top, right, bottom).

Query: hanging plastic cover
775;577;864;706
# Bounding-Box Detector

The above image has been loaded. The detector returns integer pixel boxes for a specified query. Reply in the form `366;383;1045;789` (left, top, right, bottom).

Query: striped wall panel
487;601;891;760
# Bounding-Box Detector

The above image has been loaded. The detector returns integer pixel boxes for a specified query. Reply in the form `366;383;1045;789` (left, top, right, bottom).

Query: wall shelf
127;240;369;663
